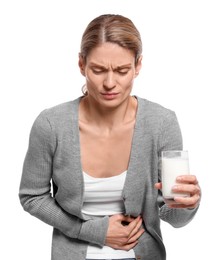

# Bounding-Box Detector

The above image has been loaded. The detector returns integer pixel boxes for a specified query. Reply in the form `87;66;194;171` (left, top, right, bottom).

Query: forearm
19;191;109;246
20;191;82;237
159;204;199;228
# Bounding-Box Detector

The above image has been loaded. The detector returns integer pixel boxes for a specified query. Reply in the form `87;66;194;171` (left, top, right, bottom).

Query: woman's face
79;42;142;108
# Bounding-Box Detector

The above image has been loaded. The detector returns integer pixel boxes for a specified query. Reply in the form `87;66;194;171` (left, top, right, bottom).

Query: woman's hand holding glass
155;175;201;208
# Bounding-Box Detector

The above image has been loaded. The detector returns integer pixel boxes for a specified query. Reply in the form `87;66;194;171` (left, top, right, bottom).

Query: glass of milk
161;150;190;202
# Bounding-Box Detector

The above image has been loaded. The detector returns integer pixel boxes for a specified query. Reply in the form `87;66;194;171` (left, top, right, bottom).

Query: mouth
101;92;119;100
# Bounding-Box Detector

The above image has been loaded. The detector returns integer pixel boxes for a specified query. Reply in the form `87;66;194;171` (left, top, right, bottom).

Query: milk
161;154;190;199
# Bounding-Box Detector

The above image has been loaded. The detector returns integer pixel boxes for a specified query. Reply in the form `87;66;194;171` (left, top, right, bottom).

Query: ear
78;53;86;76
135;55;143;77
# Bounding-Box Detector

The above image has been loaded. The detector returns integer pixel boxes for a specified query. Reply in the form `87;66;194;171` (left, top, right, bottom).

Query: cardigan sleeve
157;110;199;227
19;112;108;246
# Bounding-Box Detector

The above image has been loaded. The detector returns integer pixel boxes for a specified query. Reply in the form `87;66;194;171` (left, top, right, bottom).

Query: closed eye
117;70;129;75
92;69;106;74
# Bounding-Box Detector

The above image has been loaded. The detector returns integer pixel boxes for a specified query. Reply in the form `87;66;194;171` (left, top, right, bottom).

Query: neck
79;96;137;130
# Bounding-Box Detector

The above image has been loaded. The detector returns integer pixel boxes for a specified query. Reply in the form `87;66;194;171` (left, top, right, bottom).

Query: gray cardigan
19;96;198;260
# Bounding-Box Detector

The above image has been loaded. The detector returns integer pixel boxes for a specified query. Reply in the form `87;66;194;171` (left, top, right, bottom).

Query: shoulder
135;96;182;149
32;97;81;135
36;97;81;127
40;98;80;119
136;96;176;123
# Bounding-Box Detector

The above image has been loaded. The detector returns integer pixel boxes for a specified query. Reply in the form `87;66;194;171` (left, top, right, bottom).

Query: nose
103;71;116;90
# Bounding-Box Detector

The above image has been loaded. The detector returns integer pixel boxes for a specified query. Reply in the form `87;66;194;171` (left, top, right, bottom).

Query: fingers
105;214;145;250
109;214;135;225
173;193;201;208
121;214;138;224
176;175;198;184
111;240;139;251
167;181;201;208
172;176;201;199
172;183;201;196
161;175;201;209
155;182;162;189
112;227;145;250
127;226;145;244
127;216;144;239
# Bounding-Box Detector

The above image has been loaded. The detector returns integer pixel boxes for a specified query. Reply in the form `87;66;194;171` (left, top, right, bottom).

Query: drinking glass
161;150;190;201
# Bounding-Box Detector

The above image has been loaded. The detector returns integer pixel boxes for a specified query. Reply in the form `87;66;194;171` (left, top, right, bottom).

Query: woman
19;14;201;260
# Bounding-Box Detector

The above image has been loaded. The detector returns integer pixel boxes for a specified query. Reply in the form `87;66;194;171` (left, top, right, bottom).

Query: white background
1;0;221;259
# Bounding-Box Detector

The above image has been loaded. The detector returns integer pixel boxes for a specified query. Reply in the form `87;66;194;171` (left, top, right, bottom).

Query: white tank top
82;171;136;259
